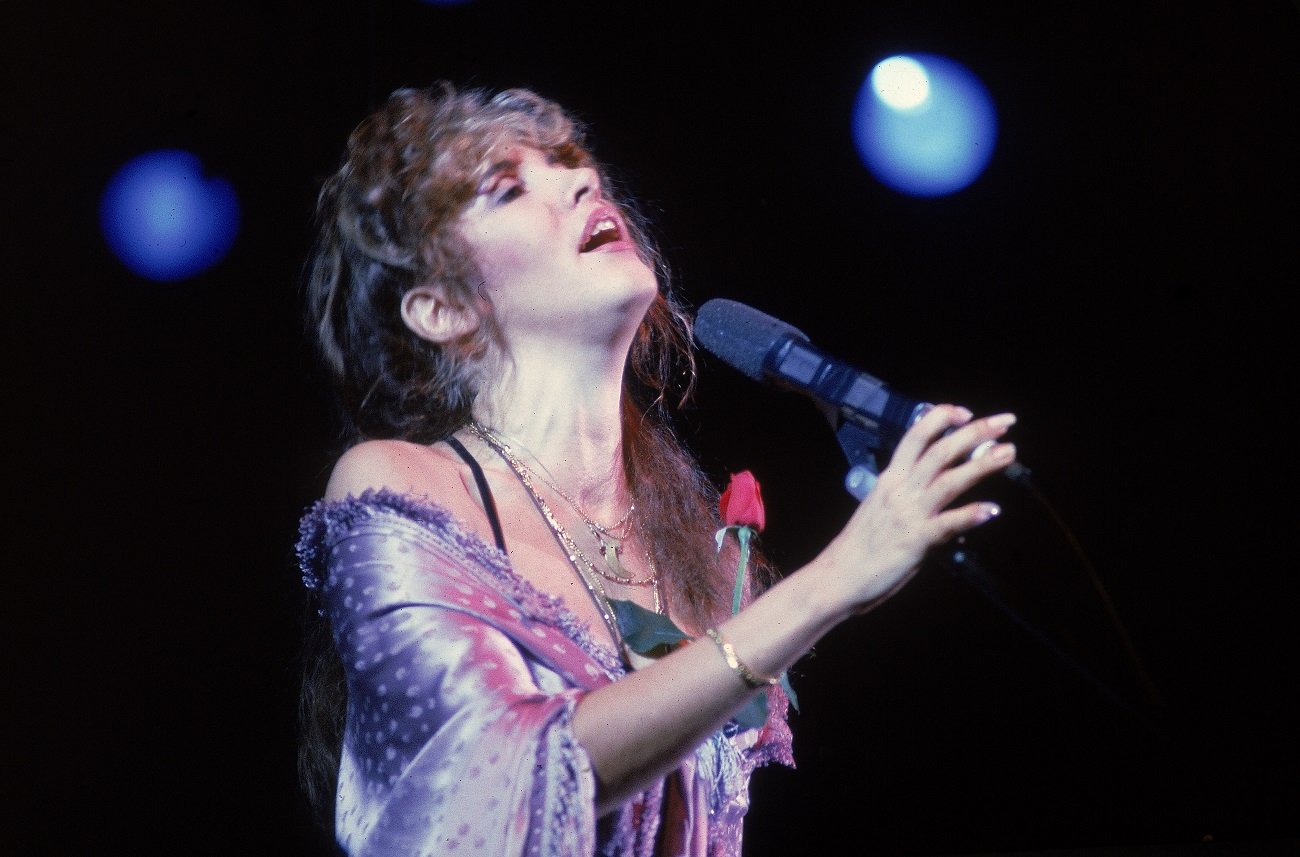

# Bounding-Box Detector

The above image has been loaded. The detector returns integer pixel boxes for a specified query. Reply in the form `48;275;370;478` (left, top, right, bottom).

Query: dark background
11;1;1299;854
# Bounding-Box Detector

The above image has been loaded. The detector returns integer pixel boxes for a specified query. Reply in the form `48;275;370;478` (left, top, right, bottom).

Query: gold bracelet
705;628;778;690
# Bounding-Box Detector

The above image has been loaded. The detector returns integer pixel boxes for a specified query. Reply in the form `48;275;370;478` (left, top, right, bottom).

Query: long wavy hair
298;83;774;829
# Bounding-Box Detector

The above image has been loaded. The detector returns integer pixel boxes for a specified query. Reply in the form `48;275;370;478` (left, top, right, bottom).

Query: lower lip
582;237;638;254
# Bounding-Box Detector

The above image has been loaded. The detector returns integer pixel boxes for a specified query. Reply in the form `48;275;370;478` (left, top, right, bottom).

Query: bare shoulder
325;439;471;509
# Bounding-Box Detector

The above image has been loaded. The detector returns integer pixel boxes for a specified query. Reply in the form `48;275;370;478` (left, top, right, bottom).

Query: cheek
474;239;546;294
475;228;564;294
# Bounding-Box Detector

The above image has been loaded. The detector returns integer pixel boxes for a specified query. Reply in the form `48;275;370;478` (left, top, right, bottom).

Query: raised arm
572;405;1016;813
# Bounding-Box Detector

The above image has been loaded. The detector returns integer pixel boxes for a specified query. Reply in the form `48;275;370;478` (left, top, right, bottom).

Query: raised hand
819;405;1017;612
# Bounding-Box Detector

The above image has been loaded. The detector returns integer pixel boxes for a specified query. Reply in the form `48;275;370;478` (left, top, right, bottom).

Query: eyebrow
484;156;522;180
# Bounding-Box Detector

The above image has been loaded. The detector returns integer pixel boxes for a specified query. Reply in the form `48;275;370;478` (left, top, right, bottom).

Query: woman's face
455;144;657;345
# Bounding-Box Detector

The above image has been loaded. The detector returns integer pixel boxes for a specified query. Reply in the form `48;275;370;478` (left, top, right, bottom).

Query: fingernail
955;406;974;421
991;443;1016;463
971;439;996;460
979;503;1002;522
988;413;1017;431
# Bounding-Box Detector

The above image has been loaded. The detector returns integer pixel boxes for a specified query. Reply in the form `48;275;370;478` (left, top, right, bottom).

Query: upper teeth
591;219;616;237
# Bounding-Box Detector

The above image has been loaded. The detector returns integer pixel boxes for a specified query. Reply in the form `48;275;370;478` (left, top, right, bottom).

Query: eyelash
497;183;524;204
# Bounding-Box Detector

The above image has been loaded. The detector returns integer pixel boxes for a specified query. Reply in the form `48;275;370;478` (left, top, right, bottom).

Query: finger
924;500;1002;544
912;412;1017;486
889;404;973;471
927;442;1017;510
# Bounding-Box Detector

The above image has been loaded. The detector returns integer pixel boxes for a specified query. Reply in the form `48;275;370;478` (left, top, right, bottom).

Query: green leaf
610;598;691;657
731;691;769;731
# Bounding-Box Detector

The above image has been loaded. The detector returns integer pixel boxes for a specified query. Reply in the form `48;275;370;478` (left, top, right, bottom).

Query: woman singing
296;84;1017;856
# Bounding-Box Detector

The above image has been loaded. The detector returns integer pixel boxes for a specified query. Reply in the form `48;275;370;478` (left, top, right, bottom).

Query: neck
472;337;632;520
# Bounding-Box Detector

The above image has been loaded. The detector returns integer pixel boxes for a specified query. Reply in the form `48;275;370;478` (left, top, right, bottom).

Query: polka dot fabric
297;490;793;856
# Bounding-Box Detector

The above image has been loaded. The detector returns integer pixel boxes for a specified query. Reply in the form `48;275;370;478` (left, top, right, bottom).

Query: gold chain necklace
469;421;653;587
552;495;636;582
465;424;664;634
517;450;637;581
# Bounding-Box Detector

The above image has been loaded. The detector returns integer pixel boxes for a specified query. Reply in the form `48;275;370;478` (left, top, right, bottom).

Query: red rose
719;471;765;532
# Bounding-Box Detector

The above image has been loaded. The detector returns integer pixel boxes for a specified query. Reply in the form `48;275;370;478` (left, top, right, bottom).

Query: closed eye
478;159;525;206
496;182;524;204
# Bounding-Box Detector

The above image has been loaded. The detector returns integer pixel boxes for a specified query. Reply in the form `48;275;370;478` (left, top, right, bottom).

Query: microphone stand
941;538;1155;728
832;418;1163;737
837;420;886;500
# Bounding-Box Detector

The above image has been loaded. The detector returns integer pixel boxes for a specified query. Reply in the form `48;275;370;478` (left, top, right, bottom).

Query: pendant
599;538;631;581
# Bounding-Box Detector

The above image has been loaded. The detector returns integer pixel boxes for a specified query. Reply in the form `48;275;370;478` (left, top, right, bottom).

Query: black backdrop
12;2;1299;854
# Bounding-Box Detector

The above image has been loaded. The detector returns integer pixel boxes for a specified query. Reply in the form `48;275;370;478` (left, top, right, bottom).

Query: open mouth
580;216;624;252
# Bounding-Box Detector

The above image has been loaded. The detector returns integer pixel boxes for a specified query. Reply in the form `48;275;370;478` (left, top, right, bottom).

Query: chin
592;254;658;301
626;254;660;295
568;255;660;330
624;268;661;312
591;274;656;344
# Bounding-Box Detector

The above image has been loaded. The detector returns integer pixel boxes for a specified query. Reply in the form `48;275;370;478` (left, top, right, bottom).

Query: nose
569;166;599;206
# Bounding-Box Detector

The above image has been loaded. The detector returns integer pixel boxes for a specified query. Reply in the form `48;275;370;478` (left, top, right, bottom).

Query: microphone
693;298;929;455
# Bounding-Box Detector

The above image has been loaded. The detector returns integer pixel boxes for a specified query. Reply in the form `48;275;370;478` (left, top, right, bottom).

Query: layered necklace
466;422;664;645
535;473;640;584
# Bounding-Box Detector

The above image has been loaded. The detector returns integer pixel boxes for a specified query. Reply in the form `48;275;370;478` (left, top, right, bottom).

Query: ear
400;284;480;344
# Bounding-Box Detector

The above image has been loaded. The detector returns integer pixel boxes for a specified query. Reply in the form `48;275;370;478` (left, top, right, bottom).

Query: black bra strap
444;435;508;554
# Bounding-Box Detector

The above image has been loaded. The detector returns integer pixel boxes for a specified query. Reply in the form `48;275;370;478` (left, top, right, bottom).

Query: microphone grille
693;299;808;382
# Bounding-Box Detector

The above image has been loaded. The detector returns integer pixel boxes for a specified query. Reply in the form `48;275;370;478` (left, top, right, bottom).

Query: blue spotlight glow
100;149;240;282
852;53;998;197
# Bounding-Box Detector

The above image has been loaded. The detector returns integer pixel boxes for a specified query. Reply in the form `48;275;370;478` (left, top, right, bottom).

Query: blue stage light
100;149;240;282
852;53;998;197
